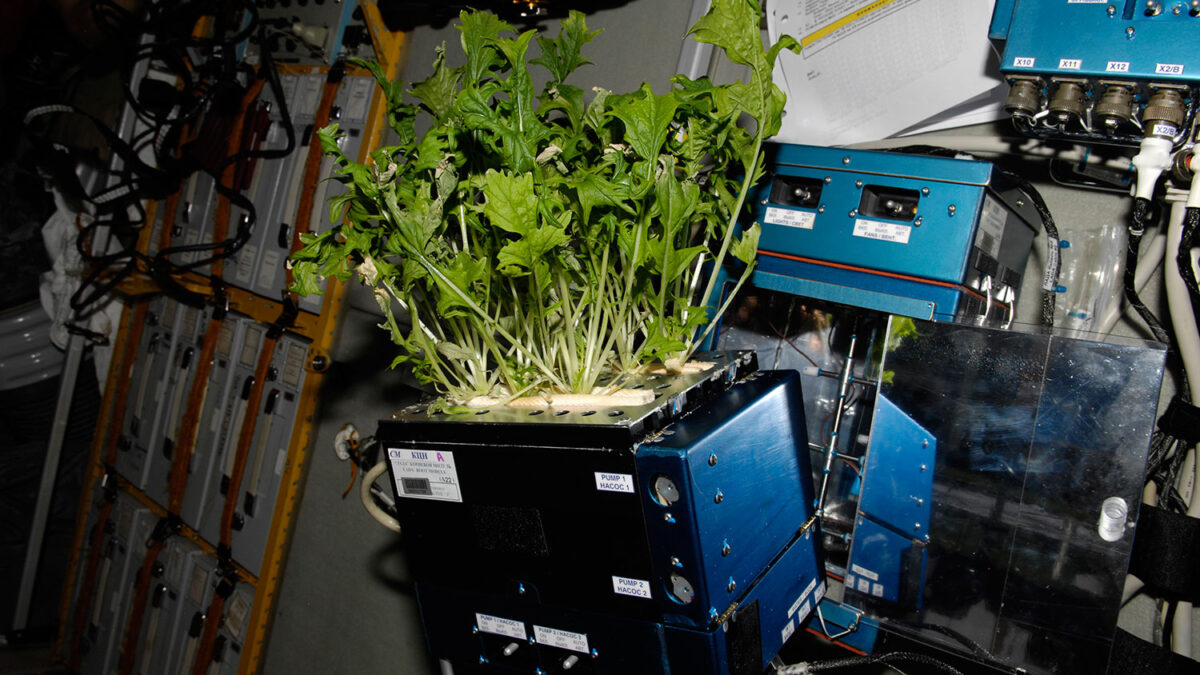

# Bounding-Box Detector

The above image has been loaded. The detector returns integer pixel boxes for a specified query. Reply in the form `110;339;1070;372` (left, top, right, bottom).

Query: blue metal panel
845;516;927;607
858;396;936;539
752;266;962;323
989;0;1017;40
758;146;989;284
999;0;1200;84
805;598;880;655
637;370;814;630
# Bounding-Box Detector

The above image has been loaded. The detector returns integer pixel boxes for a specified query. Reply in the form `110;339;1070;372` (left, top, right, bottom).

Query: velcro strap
1130;504;1200;603
1108;629;1200;674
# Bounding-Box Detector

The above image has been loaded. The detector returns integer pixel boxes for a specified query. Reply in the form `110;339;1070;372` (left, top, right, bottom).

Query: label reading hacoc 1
853;218;912;244
476;613;527;640
388;448;463;503
612;575;652;599
594;472;634;494
764;206;816;230
534;625;590;654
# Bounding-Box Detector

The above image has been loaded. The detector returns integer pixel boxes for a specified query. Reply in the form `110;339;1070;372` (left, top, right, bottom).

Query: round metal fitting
1047;82;1086;123
1004;80;1041;117
708;453;718;466
714;490;724;504
1144;89;1187;129
1095;85;1134;130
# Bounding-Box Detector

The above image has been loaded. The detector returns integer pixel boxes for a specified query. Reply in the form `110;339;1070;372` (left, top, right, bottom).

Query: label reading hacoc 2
388;448;463;503
612;575;652;599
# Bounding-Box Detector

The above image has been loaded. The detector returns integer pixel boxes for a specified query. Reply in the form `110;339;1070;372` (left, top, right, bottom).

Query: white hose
361;461;401;534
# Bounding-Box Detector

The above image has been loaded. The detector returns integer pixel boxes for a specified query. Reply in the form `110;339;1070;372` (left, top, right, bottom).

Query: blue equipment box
377;360;824;674
751;143;1039;324
993;0;1200;146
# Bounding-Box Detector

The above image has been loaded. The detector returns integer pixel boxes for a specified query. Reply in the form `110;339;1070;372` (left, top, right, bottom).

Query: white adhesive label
477;613;527;640
1058;58;1082;70
594;472;634;494
188;565;207;605
1042;238;1060;292
226;593;250;639
856;577;871;593
295;76;323;119
801;578;818;602
845;573;855;588
612;575;652;599
388;448;463;502
279;75;298;111
1012;56;1035;68
274;448;287;476
1106;61;1130;73
764;206;816;230
235;244;258;283
534;625;590;654
256;249;282;290
1153;123;1179;138
1156;63;1185;76
976;195;1006;259
781;617;796;643
871;583;885;598
796;599;812;623
788;593;805;618
345;77;373;123
853;218;912;244
815;581;826;603
850;564;879;582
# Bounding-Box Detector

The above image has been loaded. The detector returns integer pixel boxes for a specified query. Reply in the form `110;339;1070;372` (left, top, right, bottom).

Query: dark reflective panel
849;319;1164;674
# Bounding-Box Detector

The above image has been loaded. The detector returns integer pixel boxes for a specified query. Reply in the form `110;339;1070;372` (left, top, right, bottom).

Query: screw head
824;176;832;183
849;209;858;217
920;464;928;472
1126;25;1136;38
721;539;731;556
915;523;921;530
708;453;718;466
472;626;479;634
311;355;329;371
855;180;863;188
714;490;724;504
921;187;930;196
591;648;599;659
947;204;957;216
914;217;923;227
727;578;737;592
817;205;826;213
842;156;851;165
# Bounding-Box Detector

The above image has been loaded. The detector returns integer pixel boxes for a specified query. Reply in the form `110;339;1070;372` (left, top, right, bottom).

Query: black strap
1108;629;1200;674
1158;395;1200;445
1130;504;1200;603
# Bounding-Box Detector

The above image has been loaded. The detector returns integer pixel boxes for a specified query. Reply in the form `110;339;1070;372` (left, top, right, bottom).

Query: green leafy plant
290;0;798;405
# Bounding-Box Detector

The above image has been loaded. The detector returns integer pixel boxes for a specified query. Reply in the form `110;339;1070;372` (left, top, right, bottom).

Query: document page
767;0;1003;146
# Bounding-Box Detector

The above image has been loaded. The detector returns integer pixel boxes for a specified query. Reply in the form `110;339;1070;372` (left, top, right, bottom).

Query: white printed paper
612;576;652;599
853;218;911;244
768;0;1004;145
764;206;816;229
594;472;634;494
534;625;590;654
388;448;463;502
477;613;527;640
850;563;879;582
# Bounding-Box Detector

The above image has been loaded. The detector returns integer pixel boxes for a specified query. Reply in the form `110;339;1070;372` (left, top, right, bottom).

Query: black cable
787;650;965;675
882;145;1060;327
1179;206;1200;318
1126;197;1173;344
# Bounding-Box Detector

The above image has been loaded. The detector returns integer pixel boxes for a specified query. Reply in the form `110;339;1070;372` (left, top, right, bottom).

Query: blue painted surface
805;598;880;655
637;371;816;631
999;0;1200;83
858;396;936;539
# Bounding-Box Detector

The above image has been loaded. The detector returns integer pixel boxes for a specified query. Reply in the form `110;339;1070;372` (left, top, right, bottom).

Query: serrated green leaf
457;10;512;80
289;260;324;296
409;44;461;121
482;169;537;235
730;222;761;265
610;84;678;162
436;340;476;362
531;10;601;84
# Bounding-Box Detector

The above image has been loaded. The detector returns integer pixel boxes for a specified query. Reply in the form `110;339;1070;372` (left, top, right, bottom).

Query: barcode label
402;478;432;496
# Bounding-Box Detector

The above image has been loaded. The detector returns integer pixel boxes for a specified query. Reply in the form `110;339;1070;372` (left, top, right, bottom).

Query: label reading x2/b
388;448;463;503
